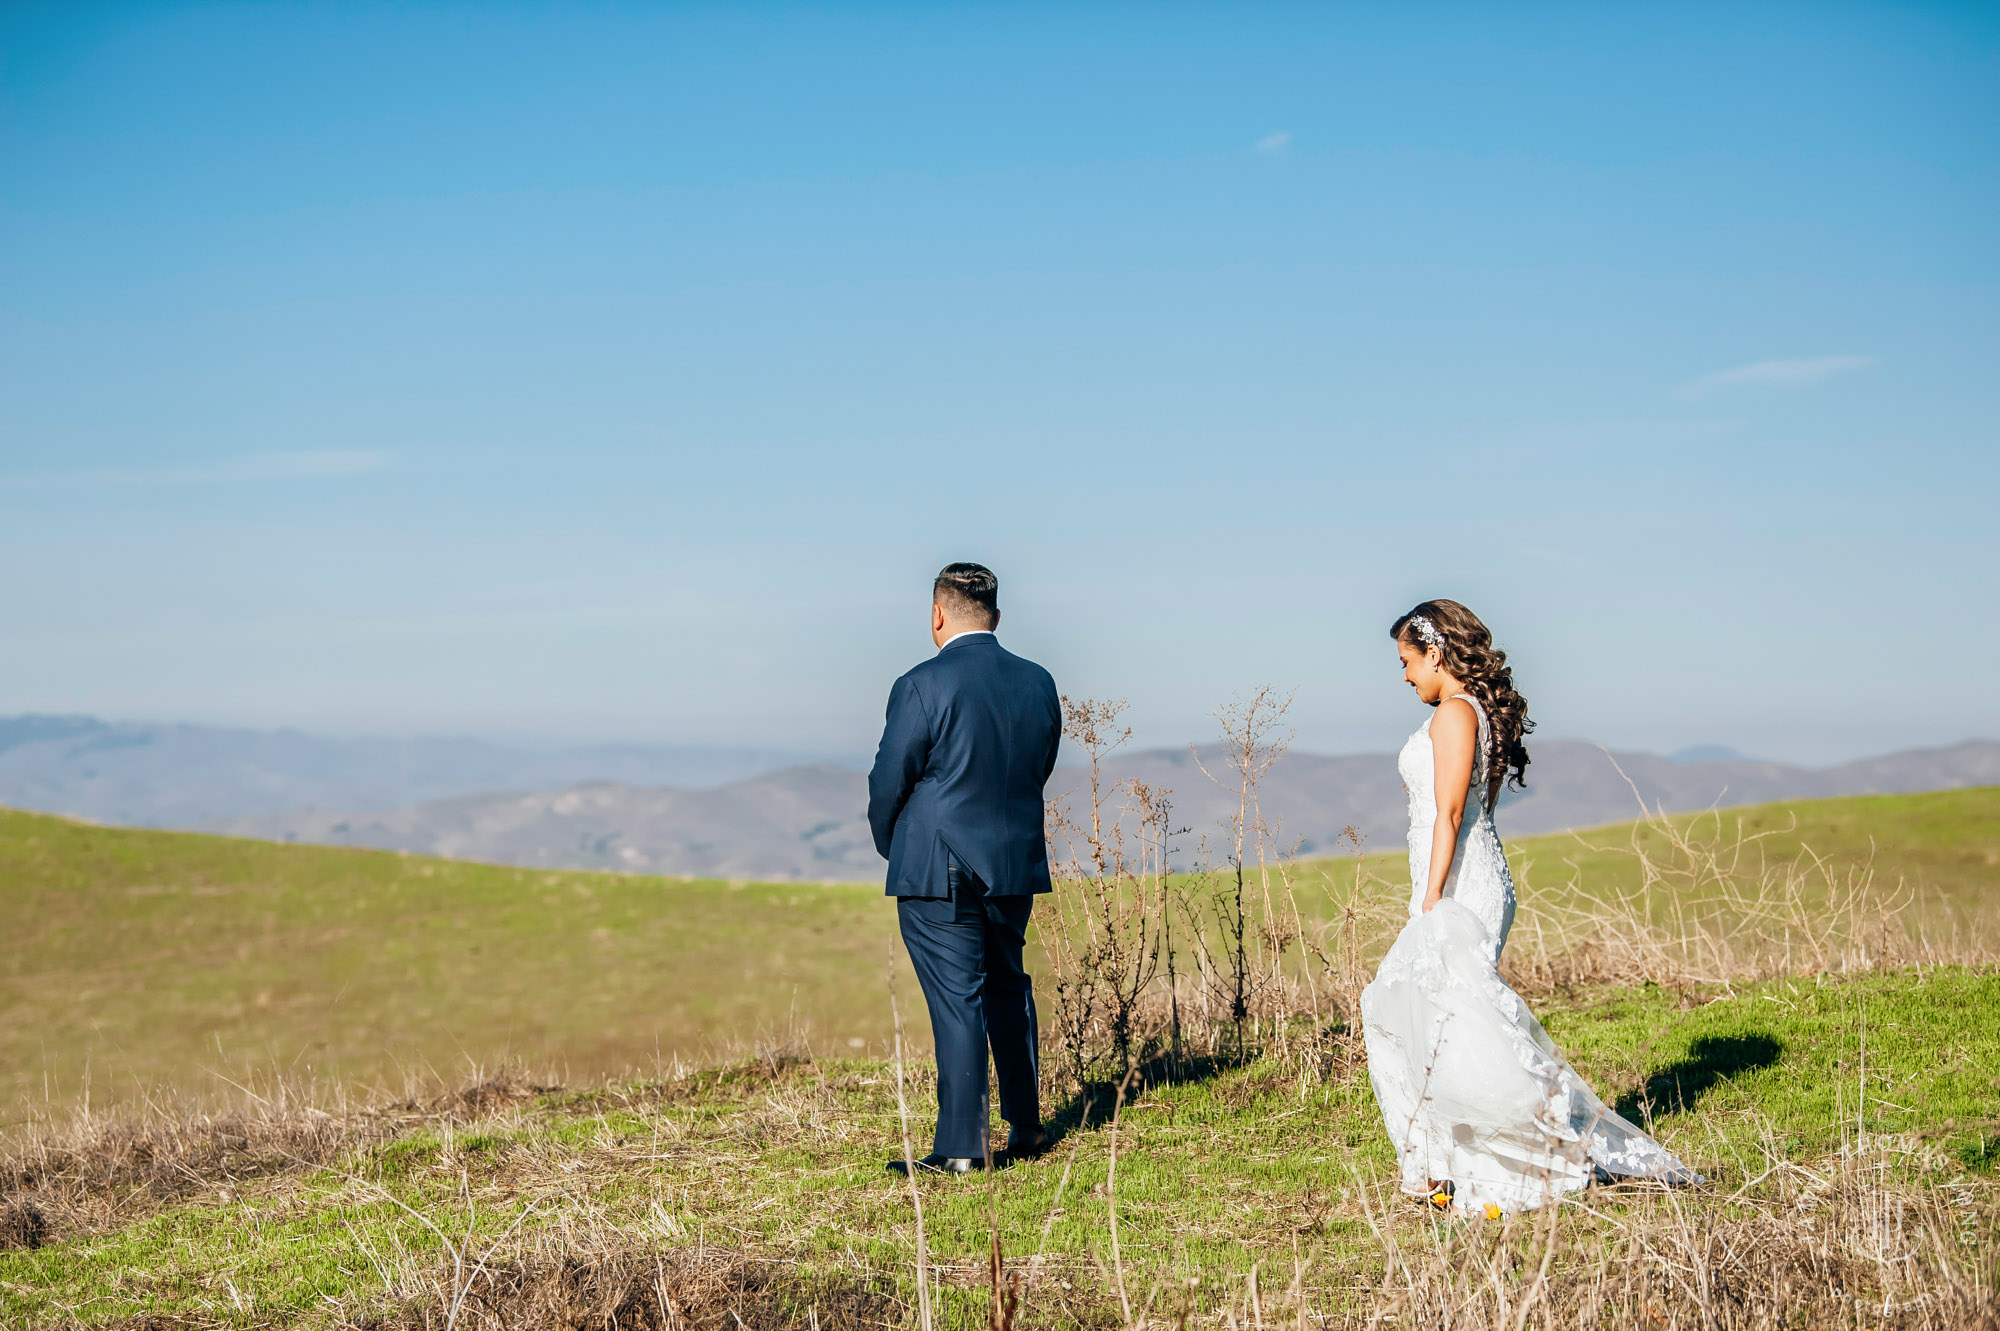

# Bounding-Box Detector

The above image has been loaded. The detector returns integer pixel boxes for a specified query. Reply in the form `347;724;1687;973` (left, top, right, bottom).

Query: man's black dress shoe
1004;1125;1051;1159
887;1152;983;1176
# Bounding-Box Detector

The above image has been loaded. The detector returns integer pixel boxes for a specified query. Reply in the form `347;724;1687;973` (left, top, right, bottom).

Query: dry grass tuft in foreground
2;980;1995;1328
352;1246;902;1331
1352;1136;1998;1330
1;1082;366;1250
0;1071;567;1252
0;1198;49;1252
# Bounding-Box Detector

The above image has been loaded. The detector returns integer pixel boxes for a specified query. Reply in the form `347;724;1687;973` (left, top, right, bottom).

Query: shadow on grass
1038;1049;1244;1150
887;1048;1253;1175
1615;1033;1783;1125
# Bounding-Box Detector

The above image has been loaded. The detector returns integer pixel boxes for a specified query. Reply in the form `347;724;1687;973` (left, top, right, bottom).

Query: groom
868;562;1062;1175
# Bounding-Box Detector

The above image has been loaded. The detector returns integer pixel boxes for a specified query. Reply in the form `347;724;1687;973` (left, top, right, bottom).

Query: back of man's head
933;562;999;629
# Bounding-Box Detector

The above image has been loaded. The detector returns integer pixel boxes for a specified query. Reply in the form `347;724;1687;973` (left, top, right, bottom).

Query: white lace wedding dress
1359;694;1702;1215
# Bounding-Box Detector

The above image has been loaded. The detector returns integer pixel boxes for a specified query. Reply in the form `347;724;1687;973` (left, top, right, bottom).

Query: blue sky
2;3;1995;765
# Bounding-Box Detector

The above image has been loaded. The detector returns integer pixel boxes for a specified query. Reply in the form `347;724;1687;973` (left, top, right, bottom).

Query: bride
1360;599;1702;1216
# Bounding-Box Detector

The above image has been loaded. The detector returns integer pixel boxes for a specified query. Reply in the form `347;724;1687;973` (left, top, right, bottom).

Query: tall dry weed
1044;688;1371;1087
1044;698;1170;1088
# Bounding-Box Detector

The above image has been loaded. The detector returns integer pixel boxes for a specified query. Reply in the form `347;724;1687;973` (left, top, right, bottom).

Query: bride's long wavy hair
1392;599;1533;808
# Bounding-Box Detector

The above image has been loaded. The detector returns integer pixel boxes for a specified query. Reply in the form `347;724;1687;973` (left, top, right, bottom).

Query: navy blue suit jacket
867;633;1062;899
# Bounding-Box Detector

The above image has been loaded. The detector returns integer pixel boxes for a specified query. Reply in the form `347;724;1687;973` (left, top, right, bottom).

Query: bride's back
1398;693;1516;954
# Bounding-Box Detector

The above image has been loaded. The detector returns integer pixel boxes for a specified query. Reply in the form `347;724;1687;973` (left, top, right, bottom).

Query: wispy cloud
256;450;392;478
0;450;394;492
1253;130;1292;154
1683;355;1876;398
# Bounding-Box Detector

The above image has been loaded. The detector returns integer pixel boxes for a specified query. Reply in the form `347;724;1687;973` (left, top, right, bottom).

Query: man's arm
1038;675;1063;784
866;673;931;860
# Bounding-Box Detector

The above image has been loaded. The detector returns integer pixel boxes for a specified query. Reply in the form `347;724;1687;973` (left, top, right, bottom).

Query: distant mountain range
214;764;878;882
214;738;1999;883
0;715;828;826
1085;739;2000;863
4;714;1993;883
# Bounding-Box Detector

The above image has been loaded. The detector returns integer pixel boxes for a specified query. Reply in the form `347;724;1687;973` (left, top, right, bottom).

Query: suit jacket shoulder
866;635;1061;898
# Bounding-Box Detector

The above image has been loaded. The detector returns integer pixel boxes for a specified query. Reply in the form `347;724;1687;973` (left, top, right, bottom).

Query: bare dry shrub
1043;698;1169;1089
1040;688;1354;1096
1184;687;1297;1061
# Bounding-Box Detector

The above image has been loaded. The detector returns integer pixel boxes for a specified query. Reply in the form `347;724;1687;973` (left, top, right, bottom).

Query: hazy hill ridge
214;764;875;883
0;715;827;826
210;737;2000;882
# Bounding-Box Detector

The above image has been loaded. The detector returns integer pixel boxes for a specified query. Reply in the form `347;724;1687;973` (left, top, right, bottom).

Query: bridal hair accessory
1407;614;1444;649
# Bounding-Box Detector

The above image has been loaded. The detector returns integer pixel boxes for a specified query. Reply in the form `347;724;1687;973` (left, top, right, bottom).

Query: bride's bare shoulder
1431;695;1479;736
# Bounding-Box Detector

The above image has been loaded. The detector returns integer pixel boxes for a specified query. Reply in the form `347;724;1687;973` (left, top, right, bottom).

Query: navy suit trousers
897;863;1041;1158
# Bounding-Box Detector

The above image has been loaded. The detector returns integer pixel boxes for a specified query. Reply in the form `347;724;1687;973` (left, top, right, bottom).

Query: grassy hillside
1294;785;2000;929
2;967;1994;1327
0;810;917;1123
5;787;1996;1121
4;793;1997;1326
1512;784;2000;910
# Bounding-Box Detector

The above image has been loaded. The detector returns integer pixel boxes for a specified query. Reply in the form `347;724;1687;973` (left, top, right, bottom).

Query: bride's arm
1423;697;1478;912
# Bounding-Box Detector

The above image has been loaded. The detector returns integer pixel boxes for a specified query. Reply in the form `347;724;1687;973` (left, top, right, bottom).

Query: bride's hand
1421;890;1443;914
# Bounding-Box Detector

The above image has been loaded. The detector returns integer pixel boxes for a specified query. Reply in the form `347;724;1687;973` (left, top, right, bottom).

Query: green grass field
0;809;915;1124
1292;785;2000;934
2;967;1994;1326
4;791;1998;1325
5;789;1998;1122
1508;785;2000;907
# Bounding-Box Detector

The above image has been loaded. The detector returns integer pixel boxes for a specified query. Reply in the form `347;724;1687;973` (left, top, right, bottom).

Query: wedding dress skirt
1360;695;1701;1215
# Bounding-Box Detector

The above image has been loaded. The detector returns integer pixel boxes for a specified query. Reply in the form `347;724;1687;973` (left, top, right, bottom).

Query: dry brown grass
5;1028;1994;1329
1344;1136;1999;1331
0;1070;562;1252
2;1080;367;1251
1497;800;1999;999
347;1246;901;1331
